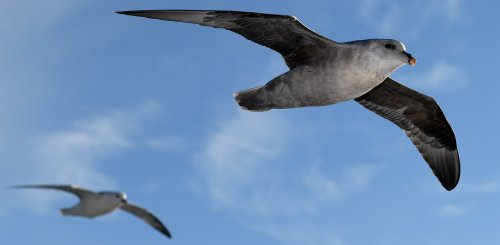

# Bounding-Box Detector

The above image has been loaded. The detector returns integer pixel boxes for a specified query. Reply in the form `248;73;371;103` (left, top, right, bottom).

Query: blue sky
1;0;499;244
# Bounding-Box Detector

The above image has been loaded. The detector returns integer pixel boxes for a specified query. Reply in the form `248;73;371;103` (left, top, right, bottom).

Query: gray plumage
13;184;172;239
117;10;459;190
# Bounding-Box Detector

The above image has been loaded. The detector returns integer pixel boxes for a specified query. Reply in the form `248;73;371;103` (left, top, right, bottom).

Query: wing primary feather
355;77;460;190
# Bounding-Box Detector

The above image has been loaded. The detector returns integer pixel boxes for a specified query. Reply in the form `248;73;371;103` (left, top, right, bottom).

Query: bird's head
352;39;416;74
372;39;416;66
116;192;128;204
100;191;128;204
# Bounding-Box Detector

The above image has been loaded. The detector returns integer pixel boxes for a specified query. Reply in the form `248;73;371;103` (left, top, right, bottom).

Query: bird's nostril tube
403;51;416;66
409;56;417;66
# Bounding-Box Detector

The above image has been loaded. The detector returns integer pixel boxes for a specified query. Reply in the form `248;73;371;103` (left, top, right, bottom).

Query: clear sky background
1;0;499;244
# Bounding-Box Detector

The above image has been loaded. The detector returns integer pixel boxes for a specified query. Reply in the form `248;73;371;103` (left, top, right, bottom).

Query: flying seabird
13;184;172;239
117;10;460;191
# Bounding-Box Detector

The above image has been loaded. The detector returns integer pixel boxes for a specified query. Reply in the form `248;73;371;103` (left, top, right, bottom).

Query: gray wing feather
117;10;336;68
121;203;172;239
355;77;460;190
12;184;94;199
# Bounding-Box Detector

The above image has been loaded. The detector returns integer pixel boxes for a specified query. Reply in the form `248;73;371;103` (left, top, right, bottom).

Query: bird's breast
82;196;121;217
310;59;386;102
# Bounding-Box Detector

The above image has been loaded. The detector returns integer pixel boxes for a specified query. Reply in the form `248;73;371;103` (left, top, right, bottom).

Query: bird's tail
233;86;270;112
60;208;77;216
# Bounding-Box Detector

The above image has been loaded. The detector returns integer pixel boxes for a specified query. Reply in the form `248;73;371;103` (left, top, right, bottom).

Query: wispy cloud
257;221;347;245
436;178;500;196
0;0;86;56
437;203;467;217
145;136;191;153
357;0;463;36
434;179;500;218
460;179;500;194
0;0;85;136
358;0;403;35
11;101;160;213
400;61;468;93
193;110;379;243
193;111;293;213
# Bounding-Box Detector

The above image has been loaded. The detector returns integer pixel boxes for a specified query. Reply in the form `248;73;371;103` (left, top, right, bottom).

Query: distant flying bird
117;10;460;191
13;184;171;239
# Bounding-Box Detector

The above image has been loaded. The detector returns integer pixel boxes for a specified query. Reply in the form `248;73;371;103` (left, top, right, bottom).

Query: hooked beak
403;51;417;66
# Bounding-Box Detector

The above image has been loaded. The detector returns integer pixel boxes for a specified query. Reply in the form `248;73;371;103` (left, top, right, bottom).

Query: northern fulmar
117;10;460;191
13;184;172;239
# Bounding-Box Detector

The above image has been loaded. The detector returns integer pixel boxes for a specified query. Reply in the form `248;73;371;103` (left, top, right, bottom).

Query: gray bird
13;184;172;239
117;10;460;191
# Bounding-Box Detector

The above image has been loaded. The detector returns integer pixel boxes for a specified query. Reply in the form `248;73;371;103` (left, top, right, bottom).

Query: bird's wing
117;10;337;68
120;203;172;239
12;184;94;199
354;77;460;190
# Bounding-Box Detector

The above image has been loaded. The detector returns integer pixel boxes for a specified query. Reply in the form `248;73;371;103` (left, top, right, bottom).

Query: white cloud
0;0;85;137
257;222;347;245
432;179;500;219
193;110;380;243
442;0;462;23
11;101;160;213
460;179;500;195
194;111;293;213
145;136;191;152
357;0;463;36
358;0;403;35
0;0;84;43
302;163;379;209
438;203;467;217
0;1;88;217
400;61;468;93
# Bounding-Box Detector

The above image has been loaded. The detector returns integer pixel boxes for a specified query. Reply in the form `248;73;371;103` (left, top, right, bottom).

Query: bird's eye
385;44;396;50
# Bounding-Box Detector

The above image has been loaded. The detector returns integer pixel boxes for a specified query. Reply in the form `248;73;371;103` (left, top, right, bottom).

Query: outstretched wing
117;10;337;68
12;184;95;199
121;203;172;239
355;77;460;191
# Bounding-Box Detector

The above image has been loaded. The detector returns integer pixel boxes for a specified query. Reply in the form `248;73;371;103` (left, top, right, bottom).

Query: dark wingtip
115;10;149;17
440;172;460;191
9;185;33;189
444;178;460;191
159;226;172;239
116;10;134;15
444;184;456;191
115;10;166;20
443;157;460;192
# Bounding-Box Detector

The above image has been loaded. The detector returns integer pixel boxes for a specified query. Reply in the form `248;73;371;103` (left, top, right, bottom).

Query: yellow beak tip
409;57;417;66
